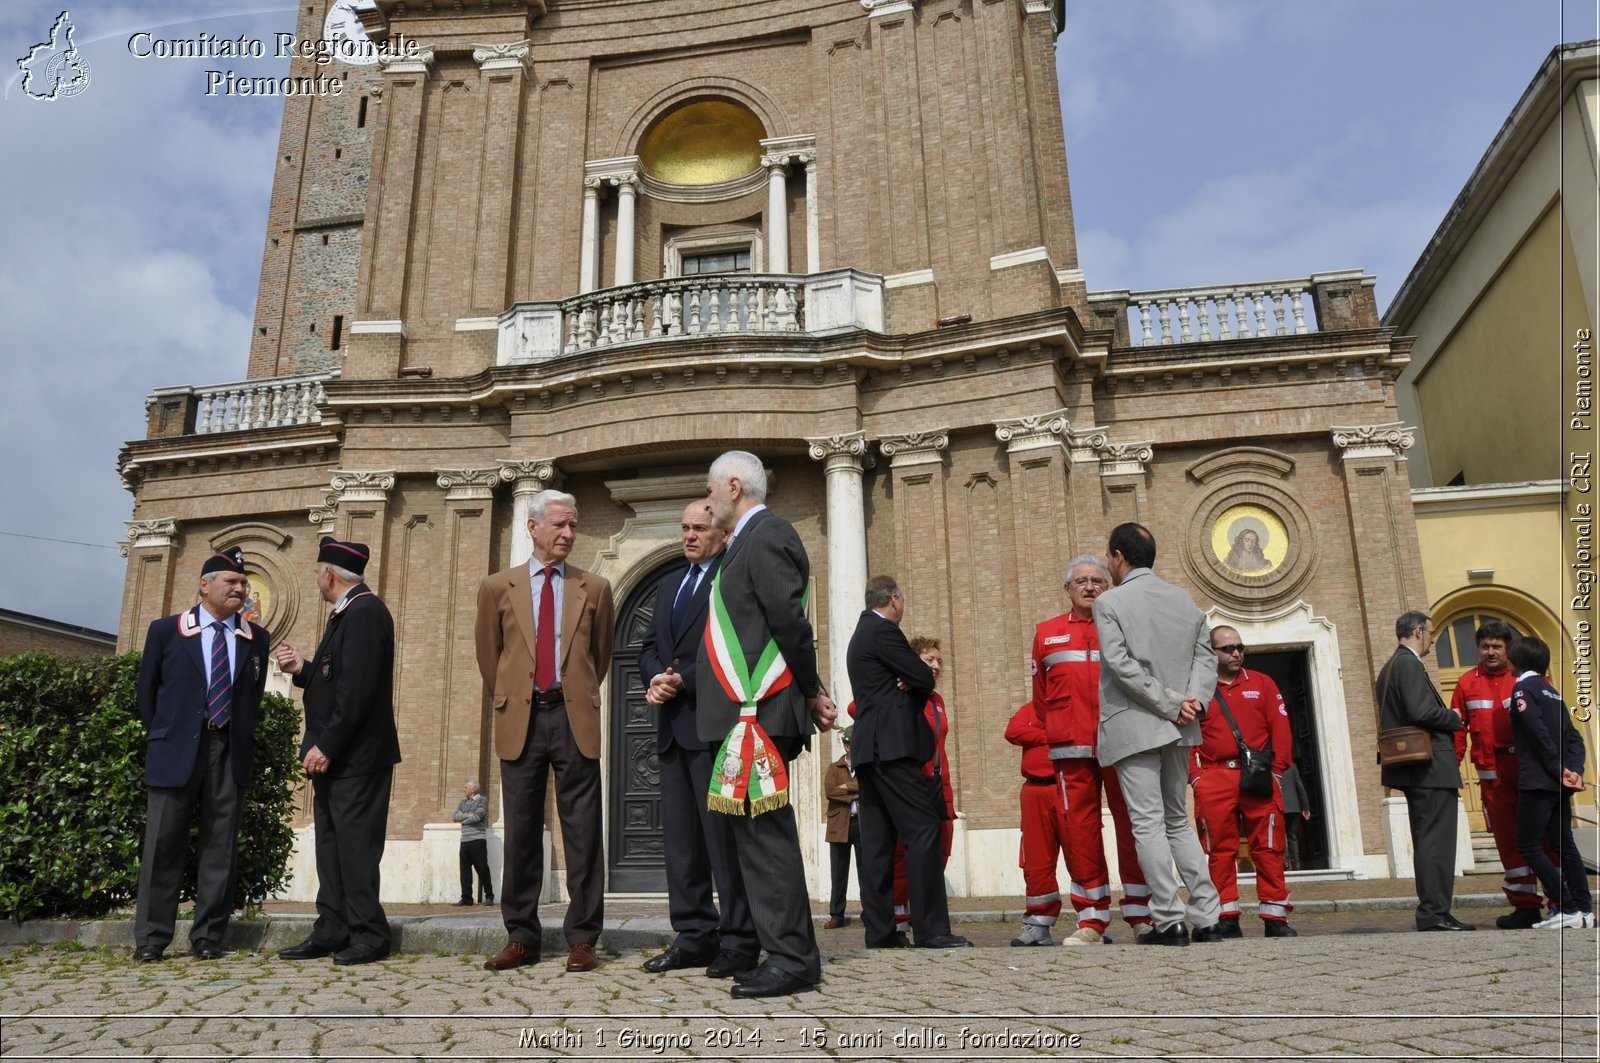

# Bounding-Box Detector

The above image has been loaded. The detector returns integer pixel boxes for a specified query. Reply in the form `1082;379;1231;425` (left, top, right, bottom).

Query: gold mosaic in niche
639;99;765;186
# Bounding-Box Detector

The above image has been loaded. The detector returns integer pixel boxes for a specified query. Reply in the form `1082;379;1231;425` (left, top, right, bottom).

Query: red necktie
535;565;557;690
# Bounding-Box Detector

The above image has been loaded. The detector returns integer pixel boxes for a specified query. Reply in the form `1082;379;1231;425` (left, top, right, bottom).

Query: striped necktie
207;620;233;729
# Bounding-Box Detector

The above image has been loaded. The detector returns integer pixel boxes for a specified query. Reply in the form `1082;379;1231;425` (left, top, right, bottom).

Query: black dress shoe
1191;922;1224;943
1420;915;1476;932
642;945;715;973
133;946;164;963
1263;920;1298;938
1496;907;1542;930
917;934;974;949
1137;923;1191;946
190;941;228;960
729;964;818;999
481;895;495;905
1218;916;1244;939
705;948;760;979
333;942;392;966
453;898;473;907
278;937;341;960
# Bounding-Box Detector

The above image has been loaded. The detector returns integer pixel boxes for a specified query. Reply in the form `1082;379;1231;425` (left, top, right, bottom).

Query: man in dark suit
476;490;616;974
132;547;271;962
697;450;837;999
273;537;401;965
846;576;970;950
639;500;756;976
1376;609;1471;931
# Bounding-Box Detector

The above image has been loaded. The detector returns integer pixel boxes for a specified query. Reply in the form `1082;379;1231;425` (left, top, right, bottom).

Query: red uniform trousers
1480;751;1550;910
1193;766;1292;922
891;822;953;929
1017;777;1072;926
1058;757;1152;932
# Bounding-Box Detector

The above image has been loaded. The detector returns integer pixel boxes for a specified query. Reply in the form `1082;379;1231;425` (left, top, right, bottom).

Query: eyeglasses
1068;577;1108;588
1213;644;1245;655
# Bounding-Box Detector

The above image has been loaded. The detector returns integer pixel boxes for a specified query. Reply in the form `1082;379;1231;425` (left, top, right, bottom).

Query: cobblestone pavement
2;925;1595;1061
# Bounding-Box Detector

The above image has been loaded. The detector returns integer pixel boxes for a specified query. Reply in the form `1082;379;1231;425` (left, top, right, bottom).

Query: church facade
119;0;1435;902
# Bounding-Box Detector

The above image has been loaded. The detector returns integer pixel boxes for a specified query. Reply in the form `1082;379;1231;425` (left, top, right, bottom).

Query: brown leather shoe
483;940;539;971
823;917;847;930
565;942;598;972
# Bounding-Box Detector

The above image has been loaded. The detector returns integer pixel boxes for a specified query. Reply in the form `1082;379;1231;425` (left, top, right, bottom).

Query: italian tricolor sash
705;568;802;816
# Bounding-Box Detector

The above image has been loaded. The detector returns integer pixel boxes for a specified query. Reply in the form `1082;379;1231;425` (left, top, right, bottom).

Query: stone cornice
1331;422;1414;461
879;428;949;468
436;467;501;501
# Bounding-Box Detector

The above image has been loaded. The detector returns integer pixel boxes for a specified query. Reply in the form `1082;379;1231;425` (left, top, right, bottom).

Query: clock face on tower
323;0;378;66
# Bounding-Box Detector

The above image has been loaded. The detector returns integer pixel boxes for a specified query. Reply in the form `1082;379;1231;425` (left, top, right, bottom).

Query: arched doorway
606;557;681;892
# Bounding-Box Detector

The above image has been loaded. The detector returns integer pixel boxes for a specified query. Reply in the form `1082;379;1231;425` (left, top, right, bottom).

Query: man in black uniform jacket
132;547;271;962
273;537;401;965
845;575;970;950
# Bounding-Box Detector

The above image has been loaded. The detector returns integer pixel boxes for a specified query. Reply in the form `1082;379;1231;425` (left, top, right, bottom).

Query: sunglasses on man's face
1213;644;1245;655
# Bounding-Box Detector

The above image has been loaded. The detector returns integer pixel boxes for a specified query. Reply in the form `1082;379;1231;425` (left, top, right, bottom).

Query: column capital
436;467;502;501
861;0;917;17
994;408;1073;455
879;427;950;468
585;156;642;188
1331;422;1414;462
806;431;873;473
760;134;818;169
499;458;562;494
378;47;434;75
471;40;530;72
1096;440;1154;478
120;517;178;556
1066;425;1111;464
329;469;397;503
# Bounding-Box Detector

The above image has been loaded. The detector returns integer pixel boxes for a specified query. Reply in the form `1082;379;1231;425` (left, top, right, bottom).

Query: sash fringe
749;791;789;817
707;793;747;815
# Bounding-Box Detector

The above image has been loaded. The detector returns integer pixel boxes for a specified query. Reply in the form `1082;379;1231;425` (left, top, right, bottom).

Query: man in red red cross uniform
1451;619;1550;928
1004;700;1075;945
1193;625;1296;937
1030;556;1151;946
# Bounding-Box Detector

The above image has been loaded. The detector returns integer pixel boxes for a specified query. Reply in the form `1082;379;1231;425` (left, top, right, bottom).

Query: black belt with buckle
206;721;228;732
532;690;565;708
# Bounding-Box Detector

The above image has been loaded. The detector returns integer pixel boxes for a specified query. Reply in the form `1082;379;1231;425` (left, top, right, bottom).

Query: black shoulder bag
1212;689;1275;796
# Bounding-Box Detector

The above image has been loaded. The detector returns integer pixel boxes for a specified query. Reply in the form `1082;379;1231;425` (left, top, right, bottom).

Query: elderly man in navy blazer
133;546;271;962
638;500;756;977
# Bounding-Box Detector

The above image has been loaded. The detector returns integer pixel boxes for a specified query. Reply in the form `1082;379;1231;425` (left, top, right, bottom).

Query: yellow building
1386;42;1598;845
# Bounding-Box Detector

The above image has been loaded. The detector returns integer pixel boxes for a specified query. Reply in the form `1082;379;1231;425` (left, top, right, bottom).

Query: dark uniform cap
317;536;370;576
201;547;247;576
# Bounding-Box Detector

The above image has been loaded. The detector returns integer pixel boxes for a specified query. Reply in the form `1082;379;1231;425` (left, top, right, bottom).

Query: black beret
201;547;246;576
317;536;370;576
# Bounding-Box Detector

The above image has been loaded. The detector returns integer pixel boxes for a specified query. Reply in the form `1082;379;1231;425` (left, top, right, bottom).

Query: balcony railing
190;371;334;434
499;268;885;364
1088;278;1320;347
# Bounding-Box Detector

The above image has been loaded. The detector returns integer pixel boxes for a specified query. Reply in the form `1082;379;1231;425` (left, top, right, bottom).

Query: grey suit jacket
695;507;821;745
1092;567;1216;765
1376;646;1463;790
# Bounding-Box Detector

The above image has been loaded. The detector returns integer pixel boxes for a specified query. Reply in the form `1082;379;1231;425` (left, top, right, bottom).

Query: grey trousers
1403;785;1459;928
1113;744;1221;931
134;728;240;951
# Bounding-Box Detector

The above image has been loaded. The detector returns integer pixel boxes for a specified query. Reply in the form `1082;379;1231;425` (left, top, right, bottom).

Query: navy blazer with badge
295;583;401;777
1510;672;1587;792
137;606;271;789
639;555;722;753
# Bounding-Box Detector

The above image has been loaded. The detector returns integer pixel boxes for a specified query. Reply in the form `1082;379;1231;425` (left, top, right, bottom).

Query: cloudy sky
0;0;1592;634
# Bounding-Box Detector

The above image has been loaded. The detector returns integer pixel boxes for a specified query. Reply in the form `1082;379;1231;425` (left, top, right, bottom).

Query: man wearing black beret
133;546;272;962
273;537;401;965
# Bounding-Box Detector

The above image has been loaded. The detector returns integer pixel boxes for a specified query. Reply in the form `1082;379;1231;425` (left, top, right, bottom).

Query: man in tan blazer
475;489;615;974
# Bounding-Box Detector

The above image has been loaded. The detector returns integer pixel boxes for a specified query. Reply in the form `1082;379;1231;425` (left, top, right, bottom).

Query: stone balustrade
190;372;334;434
1089;278;1322;347
499;268;886;364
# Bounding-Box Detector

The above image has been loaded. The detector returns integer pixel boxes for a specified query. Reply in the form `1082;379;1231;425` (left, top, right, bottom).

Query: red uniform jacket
1450;665;1516;779
1031;612;1099;757
1199;669;1293;773
1004;701;1054;780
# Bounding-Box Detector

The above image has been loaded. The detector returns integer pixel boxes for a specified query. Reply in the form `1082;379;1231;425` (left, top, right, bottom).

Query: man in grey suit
1092;522;1223;945
1375;610;1472;931
698;450;838;998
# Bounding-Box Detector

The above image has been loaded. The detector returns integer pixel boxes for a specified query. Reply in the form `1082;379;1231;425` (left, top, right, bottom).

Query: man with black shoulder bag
1375;610;1471;932
1190;626;1297;938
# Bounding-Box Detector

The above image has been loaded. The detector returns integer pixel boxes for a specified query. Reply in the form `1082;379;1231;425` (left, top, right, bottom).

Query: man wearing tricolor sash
697;451;838;999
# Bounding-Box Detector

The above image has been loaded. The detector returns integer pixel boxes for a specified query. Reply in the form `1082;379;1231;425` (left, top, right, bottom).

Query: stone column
877;427;953;658
1095;439;1155;528
118;518;179;653
805;431;871;709
994;409;1075;616
764;155;789;275
365;49;434;319
578;179;602;295
803;151;820;274
498;458;562;567
613;172;638;288
435;468;503;811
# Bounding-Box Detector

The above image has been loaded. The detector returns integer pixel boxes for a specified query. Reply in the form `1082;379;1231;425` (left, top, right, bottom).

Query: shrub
0;651;302;922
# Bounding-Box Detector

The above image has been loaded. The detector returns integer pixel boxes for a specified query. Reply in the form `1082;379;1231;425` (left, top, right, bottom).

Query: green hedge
0;651;302;923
